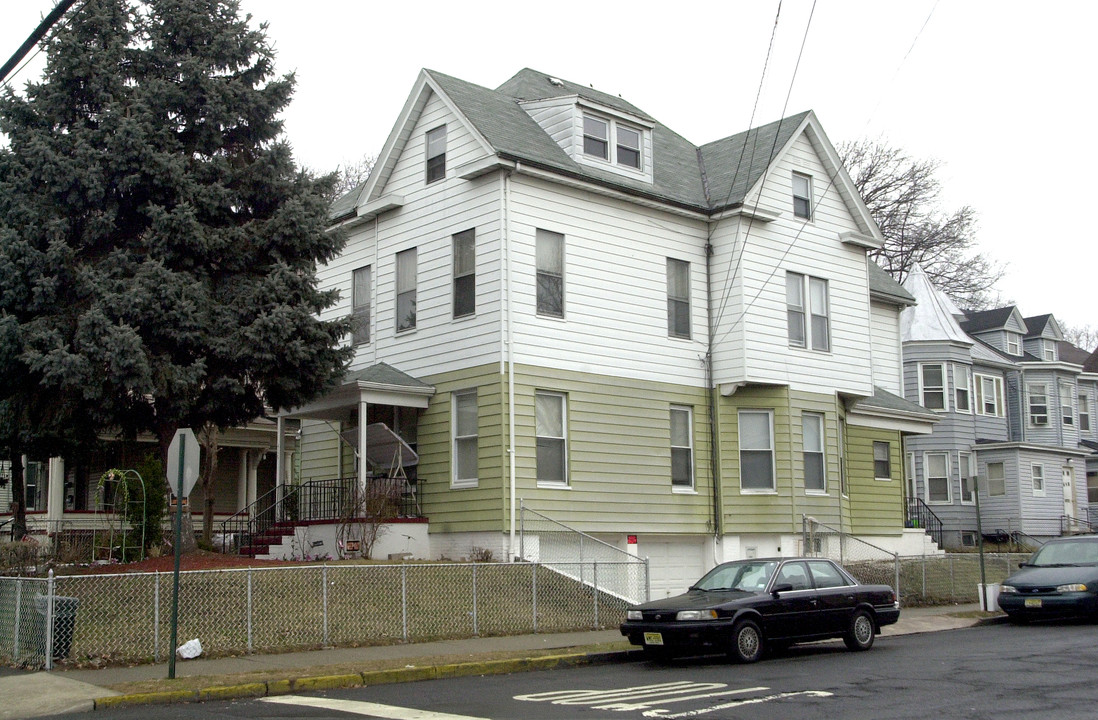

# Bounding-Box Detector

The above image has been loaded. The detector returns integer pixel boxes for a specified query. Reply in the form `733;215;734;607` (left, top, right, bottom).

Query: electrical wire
0;1;88;93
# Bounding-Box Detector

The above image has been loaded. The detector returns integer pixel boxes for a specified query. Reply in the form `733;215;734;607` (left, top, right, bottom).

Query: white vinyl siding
451;390;478;488
919;363;947;411
739;410;775;492
535;391;568;486
925;452;950;504
802;412;825;493
670;405;694;490
869;302;902;395
1028;383;1049;426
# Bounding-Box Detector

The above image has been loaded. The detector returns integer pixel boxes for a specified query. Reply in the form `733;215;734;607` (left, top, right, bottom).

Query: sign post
166;428;199;679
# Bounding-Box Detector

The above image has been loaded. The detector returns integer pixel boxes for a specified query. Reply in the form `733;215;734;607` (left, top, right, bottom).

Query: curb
92;648;642;710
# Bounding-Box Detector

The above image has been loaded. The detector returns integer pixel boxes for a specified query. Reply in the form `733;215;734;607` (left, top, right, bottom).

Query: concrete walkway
0;604;1000;718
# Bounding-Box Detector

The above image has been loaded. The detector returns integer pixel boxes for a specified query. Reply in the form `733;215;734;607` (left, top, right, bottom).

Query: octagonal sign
167;428;200;497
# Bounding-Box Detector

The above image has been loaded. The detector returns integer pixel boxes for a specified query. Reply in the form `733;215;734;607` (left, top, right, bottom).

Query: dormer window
1006;331;1021;355
581;113;643;171
1044;342;1057;362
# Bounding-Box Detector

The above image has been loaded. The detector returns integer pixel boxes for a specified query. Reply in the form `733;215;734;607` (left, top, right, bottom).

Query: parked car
998;535;1098;622
620;557;899;663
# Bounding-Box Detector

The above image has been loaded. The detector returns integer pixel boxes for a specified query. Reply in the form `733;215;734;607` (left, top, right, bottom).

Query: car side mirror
771;583;793;595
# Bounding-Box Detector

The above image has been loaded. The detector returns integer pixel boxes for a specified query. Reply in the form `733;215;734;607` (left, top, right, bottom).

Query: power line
0;0;82;88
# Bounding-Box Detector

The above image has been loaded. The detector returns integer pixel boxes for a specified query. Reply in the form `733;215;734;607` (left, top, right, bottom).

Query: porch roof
280;362;436;421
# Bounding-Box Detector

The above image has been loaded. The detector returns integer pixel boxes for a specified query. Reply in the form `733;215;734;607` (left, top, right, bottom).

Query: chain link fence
518;502;649;605
0;561;632;669
801;516;900;593
897;553;1029;606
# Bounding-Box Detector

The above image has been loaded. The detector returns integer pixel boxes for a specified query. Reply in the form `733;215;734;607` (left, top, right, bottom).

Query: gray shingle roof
344;362;434;391
1024;314;1054;338
960;306;1018;333
850;386;939;420
1085;349;1098;373
868;261;915;305
1058;341;1092;366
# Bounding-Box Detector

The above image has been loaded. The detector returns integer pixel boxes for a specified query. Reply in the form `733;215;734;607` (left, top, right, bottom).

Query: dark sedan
620;557;899;663
998;535;1098;622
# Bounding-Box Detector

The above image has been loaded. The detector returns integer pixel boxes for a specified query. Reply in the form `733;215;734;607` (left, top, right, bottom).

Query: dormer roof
960;306;1027;335
1024;314;1063;341
1085;348;1098;373
900;264;971;344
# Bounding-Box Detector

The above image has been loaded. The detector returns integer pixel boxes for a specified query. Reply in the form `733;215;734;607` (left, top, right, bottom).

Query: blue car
998;535;1098;623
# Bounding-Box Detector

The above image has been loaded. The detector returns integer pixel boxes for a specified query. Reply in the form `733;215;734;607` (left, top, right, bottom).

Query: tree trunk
7;446;27;541
156;424;197;553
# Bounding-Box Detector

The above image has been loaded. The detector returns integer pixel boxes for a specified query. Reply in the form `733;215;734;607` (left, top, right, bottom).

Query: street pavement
0;604;999;719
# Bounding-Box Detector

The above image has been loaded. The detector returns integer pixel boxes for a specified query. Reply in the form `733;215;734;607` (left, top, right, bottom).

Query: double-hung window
453;229;476;318
667;258;691;339
1006;332;1021;355
1028;383;1048;426
953;364;972;413
792;172;812;220
739;410;775;491
925;452;951;503
452;390;478;488
670;406;694;490
396;248;417;332
1080;394;1091;431
536;229;564;318
582;114;643;170
975;374;1004;417
425;125;446;184
351;265;371;345
960;453;975;504
582;116;609;160
919;363;947;411
786;272;830;351
987;462;1006;496
1044;342;1057;362
1060;381;1074;426
802;413;826;493
617;126;641;169
1031;464;1045;496
874;441;892;481
536;392;568;486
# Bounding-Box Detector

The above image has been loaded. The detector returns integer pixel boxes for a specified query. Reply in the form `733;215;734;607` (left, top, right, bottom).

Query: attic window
581;113;643;171
426;125;446;184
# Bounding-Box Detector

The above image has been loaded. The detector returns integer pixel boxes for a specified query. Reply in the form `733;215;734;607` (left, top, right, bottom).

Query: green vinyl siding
845;425;904;535
299;420;342;483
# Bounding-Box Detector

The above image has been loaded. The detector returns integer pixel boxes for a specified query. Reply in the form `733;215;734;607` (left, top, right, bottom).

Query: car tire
843;609;875;651
729;619;764;663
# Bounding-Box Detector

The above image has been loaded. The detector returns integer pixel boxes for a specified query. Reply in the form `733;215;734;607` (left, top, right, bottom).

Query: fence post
949;555;955;603
532;563;538;633
645;557;651;602
472;564;478;636
401;565;408;642
579;535;585;587
894;555;900;608
322;565;329;647
519;499;525;561
593;561;599;629
13;579;21;662
246;568;253;654
921;554;927;601
45;569;55;671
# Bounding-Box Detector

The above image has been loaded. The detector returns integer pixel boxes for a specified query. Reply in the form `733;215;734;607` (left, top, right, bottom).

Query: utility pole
0;0;80;85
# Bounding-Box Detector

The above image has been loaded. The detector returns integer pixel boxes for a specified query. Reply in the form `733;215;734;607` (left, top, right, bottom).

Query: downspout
503;167;518;561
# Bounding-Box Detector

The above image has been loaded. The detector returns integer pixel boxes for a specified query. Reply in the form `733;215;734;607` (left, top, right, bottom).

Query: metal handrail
905;497;944;548
1061;514;1094;535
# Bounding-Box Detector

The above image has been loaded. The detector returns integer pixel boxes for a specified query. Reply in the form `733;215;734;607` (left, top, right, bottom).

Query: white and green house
276;68;939;595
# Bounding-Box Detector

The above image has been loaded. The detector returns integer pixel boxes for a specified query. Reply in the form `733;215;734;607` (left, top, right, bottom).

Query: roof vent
548;76;564;87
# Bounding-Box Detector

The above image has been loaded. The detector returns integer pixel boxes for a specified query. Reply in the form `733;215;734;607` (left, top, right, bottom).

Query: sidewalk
0;603;1001;719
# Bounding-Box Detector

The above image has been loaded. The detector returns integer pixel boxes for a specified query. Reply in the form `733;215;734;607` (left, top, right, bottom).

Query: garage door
641;536;709;598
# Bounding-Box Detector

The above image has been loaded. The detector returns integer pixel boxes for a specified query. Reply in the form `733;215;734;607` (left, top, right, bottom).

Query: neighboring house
900;265;1095;549
280;68;937;594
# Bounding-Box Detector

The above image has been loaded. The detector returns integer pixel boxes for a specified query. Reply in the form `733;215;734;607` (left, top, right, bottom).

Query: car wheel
729;619;764;663
843;609;875;651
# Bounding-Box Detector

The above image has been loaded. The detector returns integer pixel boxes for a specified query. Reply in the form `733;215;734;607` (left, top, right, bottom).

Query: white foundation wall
429;531;511;562
261;522;430;561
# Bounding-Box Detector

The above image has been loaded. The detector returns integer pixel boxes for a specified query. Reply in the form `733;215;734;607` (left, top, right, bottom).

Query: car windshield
692;561;778;592
1029;540;1098;566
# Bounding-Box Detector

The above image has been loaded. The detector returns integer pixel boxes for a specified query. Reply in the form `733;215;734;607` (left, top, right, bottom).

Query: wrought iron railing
219;476;420;556
904;497;944;548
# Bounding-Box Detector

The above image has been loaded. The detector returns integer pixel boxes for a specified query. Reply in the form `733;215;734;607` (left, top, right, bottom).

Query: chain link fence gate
801;515;901;599
519;501;649;606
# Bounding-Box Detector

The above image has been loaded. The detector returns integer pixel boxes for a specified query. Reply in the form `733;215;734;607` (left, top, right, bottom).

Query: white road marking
641;690;834;718
259;695;491;720
516;682;769;712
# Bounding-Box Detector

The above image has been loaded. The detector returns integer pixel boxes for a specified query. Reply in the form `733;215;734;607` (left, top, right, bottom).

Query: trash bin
34;595;79;660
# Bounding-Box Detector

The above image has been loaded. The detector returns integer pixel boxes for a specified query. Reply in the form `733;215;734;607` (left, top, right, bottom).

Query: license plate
644;632;664;646
1025;598;1042;608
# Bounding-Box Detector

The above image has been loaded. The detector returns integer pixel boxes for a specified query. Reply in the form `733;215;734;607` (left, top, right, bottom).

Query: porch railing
904;497;944;549
1061;514;1093;535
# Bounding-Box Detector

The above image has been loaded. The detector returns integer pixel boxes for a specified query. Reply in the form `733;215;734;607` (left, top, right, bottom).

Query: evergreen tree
0;0;351;532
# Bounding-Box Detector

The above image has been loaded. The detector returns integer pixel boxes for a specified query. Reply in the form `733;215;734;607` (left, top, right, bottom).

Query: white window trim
873;441;892;482
1080;393;1091;432
739;410;776;494
802;412;827;495
535;391;569;488
670;405;695;493
1006;332;1021;356
425;125;446;184
953;364;972;414
905;451;916;500
452;229;476;319
535;228;565;319
1060;381;1074;426
959;452;975;506
395;247;417;333
351;265;371;346
986;461;1006;497
975;373;1004;417
1044;342;1057;362
451;390;478;489
1028;383;1049;427
786;272;830;352
792;172;813;221
924;451;952;505
918;363;948;412
666;258;691;340
1031;463;1045;496
579;111;646;173
839;419;848;498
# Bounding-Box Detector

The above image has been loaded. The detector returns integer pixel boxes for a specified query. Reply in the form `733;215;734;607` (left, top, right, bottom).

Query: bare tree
839;139;1004;309
331;153;377;200
1062;323;1098;352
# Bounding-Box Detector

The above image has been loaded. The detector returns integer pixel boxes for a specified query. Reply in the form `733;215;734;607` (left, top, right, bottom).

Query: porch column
247;450;259;508
237;447;248;511
46;457;65;526
275;415;285;499
358;399;369;489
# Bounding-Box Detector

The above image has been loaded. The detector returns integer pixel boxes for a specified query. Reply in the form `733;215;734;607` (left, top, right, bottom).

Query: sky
2;0;1096;335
